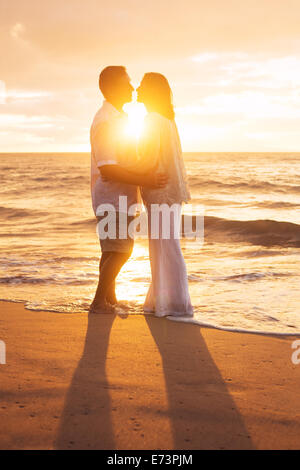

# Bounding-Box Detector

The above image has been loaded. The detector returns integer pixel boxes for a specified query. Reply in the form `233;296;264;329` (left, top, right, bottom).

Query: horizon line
0;151;299;155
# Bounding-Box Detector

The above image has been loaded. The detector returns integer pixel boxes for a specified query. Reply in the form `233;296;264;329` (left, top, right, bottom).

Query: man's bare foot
89;301;115;314
106;297;118;306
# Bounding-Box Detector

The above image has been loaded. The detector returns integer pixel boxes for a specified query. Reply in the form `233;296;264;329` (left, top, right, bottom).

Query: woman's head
137;73;175;120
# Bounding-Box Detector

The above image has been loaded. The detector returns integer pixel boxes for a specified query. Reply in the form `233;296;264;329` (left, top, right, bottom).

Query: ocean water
1;152;300;335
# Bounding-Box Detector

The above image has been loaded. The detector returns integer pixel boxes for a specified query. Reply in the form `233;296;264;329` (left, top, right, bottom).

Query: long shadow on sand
54;314;116;449
55;312;254;449
145;316;254;449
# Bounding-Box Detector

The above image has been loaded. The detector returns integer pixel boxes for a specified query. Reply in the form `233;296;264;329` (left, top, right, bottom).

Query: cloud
189;52;300;90
191;53;220;64
10;22;25;40
192;52;248;63
0;113;66;128
0;80;5;104
1;1;300;151
177;90;300;119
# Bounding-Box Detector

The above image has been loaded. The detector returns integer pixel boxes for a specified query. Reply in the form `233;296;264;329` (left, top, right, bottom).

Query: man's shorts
96;211;135;254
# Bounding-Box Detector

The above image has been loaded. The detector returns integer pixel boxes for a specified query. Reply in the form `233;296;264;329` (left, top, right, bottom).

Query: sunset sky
1;0;300;152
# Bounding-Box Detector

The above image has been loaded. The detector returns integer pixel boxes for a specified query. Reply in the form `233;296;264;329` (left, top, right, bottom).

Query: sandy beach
0;300;300;450
2;0;300;454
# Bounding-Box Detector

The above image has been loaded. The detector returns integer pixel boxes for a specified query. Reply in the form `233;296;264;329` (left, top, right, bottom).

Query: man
90;66;167;313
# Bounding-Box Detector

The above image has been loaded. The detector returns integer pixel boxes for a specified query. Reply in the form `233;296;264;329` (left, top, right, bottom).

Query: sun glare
123;101;147;139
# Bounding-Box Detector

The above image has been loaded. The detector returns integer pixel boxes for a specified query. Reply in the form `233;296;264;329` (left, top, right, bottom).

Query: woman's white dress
138;112;193;317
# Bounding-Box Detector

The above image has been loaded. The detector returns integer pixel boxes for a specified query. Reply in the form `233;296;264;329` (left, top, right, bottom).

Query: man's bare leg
90;252;116;310
100;252;117;305
90;251;131;313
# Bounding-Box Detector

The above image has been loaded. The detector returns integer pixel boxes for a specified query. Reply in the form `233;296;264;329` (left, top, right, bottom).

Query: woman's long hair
142;72;175;120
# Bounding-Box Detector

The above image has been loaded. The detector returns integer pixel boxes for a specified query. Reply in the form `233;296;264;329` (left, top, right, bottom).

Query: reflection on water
0;152;300;334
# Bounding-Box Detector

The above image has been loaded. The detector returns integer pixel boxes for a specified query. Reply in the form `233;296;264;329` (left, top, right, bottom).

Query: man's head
99;66;133;109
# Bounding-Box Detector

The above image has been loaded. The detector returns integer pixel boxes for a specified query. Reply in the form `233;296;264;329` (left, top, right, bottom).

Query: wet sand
0;300;300;449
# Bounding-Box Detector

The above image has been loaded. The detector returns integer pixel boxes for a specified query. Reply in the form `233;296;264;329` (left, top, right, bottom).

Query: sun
123;101;147;139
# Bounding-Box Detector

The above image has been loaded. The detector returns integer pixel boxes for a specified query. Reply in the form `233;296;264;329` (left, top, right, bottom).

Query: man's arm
100;164;167;188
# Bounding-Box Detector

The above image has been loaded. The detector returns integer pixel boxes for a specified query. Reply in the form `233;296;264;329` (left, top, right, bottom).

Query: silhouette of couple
55;67;254;451
90;66;193;317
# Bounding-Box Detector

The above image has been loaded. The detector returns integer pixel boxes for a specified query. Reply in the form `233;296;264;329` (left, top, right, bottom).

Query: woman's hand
144;172;168;189
101;174;109;183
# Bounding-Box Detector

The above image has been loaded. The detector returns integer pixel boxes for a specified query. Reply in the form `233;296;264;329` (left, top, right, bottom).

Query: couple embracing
90;66;193;318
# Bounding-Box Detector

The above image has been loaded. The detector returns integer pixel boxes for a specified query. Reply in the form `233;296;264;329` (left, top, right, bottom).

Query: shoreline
1;300;300;449
1;298;300;338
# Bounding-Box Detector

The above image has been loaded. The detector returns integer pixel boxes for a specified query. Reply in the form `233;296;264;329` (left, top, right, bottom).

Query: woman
136;73;193;317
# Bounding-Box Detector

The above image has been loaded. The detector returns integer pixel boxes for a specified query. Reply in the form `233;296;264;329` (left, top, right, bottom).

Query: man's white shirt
90;100;139;215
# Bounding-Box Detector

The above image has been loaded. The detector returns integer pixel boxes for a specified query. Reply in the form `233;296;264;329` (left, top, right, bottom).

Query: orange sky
1;0;300;152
